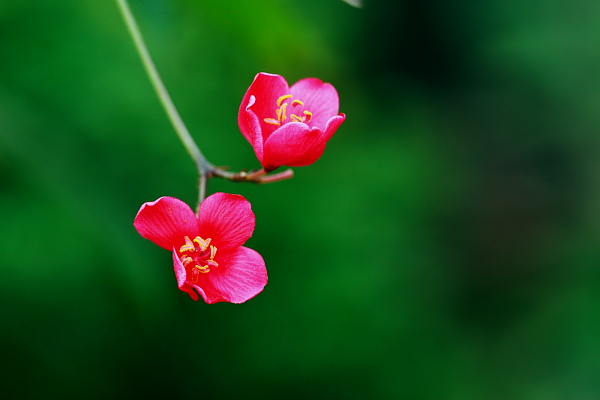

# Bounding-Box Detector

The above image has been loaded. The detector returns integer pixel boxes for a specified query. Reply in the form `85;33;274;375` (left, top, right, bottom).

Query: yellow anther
290;114;304;122
264;118;281;126
278;102;288;122
277;94;293;107
210;245;217;260
292;99;304;107
179;236;196;253
195;264;210;274
181;256;194;266
303;110;313;123
194;236;211;251
206;259;219;268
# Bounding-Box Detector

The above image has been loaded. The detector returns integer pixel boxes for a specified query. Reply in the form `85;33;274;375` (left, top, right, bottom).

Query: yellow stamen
264;118;280;126
179;236;195;253
277;94;293;107
290;114;304;122
182;238;219;280
303;110;313;123
292;99;304;107
279;102;288;122
194;236;211;251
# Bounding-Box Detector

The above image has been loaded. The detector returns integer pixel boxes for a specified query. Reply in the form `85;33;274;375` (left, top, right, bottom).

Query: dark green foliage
1;0;600;398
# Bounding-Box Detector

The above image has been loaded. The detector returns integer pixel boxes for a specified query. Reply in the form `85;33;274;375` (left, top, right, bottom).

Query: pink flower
134;193;267;304
238;72;346;171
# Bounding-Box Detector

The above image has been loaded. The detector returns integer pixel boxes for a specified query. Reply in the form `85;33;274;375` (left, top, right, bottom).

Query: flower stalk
116;0;212;206
115;0;210;172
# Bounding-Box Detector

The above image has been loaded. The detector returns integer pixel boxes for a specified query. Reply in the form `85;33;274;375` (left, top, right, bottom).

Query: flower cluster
135;73;345;304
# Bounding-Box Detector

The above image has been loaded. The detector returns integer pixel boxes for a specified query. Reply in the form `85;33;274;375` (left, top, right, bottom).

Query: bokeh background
2;0;600;398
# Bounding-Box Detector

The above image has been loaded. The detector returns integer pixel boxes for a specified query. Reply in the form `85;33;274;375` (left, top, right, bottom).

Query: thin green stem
116;0;212;206
197;173;207;214
116;0;295;207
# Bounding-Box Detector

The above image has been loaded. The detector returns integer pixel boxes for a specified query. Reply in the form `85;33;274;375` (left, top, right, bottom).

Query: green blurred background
2;0;600;398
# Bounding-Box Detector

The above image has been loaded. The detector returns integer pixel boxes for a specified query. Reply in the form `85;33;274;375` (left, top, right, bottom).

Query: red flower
238;72;346;171
134;193;267;304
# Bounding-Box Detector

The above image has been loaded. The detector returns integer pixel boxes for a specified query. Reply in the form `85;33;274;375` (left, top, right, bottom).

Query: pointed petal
262;122;328;167
173;250;199;301
239;73;290;148
196;247;267;304
322;113;346;141
238;95;265;163
134;197;199;251
198;192;256;251
290;78;340;130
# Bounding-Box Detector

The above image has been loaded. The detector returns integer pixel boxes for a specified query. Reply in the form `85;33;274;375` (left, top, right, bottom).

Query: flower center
264;94;313;126
178;236;218;282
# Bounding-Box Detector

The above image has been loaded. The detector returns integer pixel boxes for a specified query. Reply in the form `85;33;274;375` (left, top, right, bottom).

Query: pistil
178;235;219;280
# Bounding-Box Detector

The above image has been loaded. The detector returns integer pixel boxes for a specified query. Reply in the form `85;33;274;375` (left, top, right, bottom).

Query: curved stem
116;0;212;204
116;0;295;206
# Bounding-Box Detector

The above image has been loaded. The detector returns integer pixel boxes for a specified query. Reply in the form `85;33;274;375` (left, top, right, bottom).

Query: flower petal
195;246;267;304
198;192;256;251
290;78;340;130
322;113;346;141
262;122;328;168
238;95;265;163
134;197;199;251
172;249;200;301
239;73;290;147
